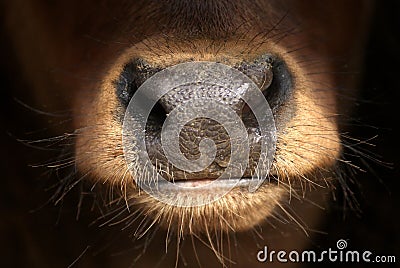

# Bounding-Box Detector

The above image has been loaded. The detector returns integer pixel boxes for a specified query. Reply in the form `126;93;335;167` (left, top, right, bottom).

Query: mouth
135;175;277;208
155;176;274;191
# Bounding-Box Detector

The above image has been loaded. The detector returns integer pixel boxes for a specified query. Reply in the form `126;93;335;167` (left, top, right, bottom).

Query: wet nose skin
116;54;292;181
159;82;248;170
160;82;247;114
145;86;262;180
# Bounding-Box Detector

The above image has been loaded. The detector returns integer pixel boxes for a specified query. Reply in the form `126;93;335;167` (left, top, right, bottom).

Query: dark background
310;1;400;266
1;1;399;267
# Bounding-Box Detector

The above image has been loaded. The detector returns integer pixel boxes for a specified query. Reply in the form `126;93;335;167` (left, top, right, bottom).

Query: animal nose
118;55;292;180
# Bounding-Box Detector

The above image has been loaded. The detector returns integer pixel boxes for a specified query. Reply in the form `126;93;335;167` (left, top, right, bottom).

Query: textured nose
119;58;281;181
159;82;247;114
158;82;250;168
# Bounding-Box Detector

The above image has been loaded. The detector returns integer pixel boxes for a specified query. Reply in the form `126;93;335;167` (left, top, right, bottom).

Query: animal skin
3;1;373;267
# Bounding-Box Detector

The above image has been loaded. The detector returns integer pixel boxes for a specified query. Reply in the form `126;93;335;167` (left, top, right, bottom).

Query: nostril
265;57;293;111
237;54;274;90
114;58;162;108
236;54;293;112
148;101;167;126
